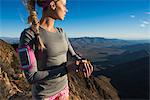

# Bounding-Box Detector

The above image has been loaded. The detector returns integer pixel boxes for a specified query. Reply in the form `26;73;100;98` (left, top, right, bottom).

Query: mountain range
1;36;149;99
0;38;120;100
0;36;149;44
69;37;149;99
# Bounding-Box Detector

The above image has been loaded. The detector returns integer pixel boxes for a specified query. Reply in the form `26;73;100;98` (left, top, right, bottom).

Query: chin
59;17;65;20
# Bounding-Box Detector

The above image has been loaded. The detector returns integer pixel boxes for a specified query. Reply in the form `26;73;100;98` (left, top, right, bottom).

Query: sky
0;0;150;40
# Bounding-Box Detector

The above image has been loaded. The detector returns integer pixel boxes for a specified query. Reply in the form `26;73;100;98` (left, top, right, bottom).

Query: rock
0;39;31;100
68;73;119;100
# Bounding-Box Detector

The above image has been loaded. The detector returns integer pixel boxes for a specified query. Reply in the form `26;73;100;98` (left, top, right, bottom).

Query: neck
40;15;56;32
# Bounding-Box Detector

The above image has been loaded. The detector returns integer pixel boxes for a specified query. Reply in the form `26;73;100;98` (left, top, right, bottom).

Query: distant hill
69;37;149;99
118;43;150;52
100;49;149;66
70;37;133;49
97;56;149;99
0;37;19;44
0;36;149;45
70;37;150;48
69;37;150;68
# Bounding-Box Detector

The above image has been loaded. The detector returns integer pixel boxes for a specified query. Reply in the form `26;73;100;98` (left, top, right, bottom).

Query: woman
18;0;93;99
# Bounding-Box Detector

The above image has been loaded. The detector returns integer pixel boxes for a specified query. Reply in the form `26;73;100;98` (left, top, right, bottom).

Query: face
55;0;68;20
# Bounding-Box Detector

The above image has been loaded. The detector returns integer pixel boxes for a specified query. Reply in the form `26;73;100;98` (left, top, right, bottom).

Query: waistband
43;62;67;71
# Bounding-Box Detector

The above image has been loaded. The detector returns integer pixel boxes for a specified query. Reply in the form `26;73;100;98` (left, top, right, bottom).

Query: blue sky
0;0;150;40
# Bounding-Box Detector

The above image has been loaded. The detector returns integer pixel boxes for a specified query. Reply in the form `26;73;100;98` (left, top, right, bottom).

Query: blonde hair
27;0;45;50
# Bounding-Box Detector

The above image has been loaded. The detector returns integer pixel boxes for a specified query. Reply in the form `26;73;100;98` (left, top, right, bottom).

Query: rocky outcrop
0;39;31;100
0;39;120;100
68;73;119;100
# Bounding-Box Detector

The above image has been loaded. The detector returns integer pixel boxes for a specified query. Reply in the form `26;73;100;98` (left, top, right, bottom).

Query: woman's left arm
65;35;82;61
64;32;93;77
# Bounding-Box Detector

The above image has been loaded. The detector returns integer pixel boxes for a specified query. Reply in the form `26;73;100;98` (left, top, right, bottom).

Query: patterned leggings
33;85;69;100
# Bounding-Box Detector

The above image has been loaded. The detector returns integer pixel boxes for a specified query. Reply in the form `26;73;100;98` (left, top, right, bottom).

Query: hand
78;59;93;78
67;59;94;78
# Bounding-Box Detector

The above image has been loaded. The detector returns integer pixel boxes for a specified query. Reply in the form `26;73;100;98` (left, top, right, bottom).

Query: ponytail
27;0;45;51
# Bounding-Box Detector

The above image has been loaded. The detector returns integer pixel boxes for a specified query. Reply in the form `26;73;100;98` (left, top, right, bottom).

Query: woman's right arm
18;29;67;84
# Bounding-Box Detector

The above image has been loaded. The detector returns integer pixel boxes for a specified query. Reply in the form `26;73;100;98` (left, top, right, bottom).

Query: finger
79;59;91;77
85;63;91;77
84;63;90;77
87;61;92;75
85;62;91;77
81;59;88;63
84;63;89;78
88;61;94;74
89;61;94;73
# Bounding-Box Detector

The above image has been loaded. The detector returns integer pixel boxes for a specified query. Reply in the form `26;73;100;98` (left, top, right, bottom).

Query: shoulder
56;27;68;37
56;27;64;33
19;27;36;45
20;27;35;40
21;27;35;37
19;27;37;48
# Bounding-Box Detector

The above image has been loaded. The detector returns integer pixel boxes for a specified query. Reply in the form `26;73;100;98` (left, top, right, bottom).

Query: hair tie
28;11;38;24
42;0;51;10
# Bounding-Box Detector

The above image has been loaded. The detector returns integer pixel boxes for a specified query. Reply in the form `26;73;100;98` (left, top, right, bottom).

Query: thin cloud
145;12;150;15
140;24;146;28
130;15;135;18
142;21;149;25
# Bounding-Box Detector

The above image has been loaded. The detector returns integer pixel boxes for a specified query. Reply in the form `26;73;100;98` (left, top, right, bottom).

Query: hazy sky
0;0;150;39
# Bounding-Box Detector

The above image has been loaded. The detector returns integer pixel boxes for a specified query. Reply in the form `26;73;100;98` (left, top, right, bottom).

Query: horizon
0;36;150;41
0;0;150;39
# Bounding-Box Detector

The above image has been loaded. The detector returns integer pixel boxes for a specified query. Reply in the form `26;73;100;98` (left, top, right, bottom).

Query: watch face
18;48;30;68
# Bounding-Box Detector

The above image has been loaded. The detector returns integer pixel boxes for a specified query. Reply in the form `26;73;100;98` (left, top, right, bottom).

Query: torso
37;26;68;70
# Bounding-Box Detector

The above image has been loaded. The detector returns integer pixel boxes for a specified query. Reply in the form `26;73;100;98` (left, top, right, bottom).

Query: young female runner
18;0;93;99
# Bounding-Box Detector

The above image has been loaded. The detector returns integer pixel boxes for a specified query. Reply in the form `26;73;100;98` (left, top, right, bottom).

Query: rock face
0;39;31;100
0;39;120;100
68;73;119;100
